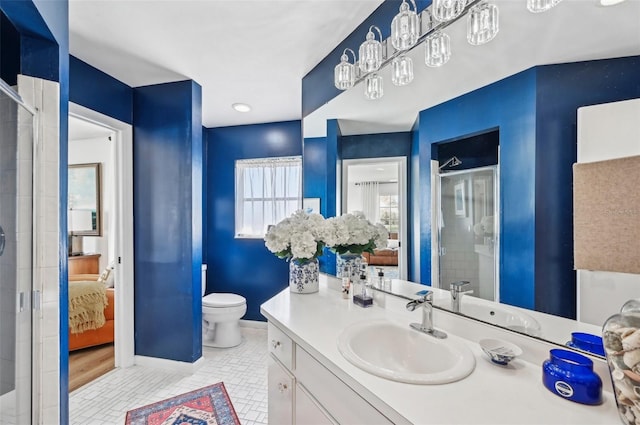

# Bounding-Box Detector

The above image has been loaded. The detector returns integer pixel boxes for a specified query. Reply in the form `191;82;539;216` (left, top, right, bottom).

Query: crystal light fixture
527;0;561;13
359;25;384;73
391;0;419;51
391;55;414;86
364;74;384;100
425;31;451;67
433;0;467;22
467;2;499;46
334;48;356;90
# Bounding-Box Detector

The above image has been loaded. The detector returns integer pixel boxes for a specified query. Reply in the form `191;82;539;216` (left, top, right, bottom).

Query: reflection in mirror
302;0;640;356
68;163;102;238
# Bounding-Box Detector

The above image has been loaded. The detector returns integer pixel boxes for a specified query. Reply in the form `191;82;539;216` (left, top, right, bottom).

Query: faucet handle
450;281;470;292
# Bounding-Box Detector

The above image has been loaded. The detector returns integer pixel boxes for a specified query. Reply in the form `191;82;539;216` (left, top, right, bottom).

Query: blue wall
133;80;203;362
69;55;133;124
204;121;302;321
303;136;332;273
340;131;412;159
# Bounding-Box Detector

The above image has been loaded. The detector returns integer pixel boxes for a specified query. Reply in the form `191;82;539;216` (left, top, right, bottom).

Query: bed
362;234;399;266
68;274;115;351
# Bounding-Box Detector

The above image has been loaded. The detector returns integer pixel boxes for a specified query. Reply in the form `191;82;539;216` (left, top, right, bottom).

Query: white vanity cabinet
267;355;294;424
267;322;390;424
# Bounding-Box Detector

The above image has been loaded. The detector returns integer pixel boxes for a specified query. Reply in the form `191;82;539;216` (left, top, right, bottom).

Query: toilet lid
203;293;246;308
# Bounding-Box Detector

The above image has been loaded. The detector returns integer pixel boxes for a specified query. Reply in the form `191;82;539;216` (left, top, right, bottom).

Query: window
379;194;399;233
235;156;302;238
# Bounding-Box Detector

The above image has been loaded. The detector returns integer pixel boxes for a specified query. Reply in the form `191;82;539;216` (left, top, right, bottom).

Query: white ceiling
348;161;398;183
68;0;384;128
304;0;640;137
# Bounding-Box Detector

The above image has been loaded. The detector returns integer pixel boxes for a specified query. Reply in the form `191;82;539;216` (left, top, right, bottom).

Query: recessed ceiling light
599;0;626;6
232;103;251;112
375;167;385;171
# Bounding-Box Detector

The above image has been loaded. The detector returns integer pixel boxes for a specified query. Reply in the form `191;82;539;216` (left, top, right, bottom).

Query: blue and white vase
337;252;363;282
289;258;319;294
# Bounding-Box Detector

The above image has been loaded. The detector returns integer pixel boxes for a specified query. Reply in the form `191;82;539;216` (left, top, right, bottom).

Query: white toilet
201;265;247;348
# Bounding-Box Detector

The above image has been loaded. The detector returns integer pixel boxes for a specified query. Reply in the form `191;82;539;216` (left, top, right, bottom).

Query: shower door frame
432;165;500;303
0;77;39;424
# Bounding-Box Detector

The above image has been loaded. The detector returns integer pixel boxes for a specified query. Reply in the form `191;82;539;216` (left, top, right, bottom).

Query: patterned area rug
125;382;240;425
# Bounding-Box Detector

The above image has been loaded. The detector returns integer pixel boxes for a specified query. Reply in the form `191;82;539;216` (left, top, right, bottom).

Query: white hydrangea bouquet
264;210;328;263
325;211;389;255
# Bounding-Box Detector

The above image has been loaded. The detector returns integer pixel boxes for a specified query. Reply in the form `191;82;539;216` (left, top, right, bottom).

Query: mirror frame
68;162;102;236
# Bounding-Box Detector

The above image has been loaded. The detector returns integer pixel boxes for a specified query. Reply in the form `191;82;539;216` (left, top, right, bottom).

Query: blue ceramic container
566;332;606;357
542;349;602;405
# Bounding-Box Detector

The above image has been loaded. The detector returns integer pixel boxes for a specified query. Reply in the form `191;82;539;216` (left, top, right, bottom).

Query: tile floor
69;327;268;425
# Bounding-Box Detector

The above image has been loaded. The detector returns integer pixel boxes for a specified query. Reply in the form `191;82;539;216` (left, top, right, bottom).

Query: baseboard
134;354;205;374
239;319;267;329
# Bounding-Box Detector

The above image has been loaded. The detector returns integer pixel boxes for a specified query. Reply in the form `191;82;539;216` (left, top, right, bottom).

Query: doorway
342;157;408;280
67;103;135;392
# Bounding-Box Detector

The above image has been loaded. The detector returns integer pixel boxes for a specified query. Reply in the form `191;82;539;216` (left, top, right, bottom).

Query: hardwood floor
68;343;115;393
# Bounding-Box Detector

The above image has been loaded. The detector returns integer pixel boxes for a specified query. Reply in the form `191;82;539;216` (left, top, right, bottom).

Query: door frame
68;103;134;368
341;157;408;280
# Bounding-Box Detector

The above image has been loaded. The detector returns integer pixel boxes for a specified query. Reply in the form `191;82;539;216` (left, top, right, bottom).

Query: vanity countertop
260;275;619;425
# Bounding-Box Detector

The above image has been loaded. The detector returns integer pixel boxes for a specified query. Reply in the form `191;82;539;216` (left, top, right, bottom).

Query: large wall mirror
302;0;640;357
68;162;102;236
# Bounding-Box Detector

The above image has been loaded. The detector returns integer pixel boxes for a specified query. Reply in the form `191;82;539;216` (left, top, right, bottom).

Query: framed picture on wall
454;182;466;217
303;198;321;214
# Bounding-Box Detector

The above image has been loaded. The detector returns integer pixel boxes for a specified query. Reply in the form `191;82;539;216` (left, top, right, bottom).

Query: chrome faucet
450;281;473;313
406;291;447;339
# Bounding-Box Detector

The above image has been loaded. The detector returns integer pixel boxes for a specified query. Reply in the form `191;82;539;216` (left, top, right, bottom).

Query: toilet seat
203;293;246;308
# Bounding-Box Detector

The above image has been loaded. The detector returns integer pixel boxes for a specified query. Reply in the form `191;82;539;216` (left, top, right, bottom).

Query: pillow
97;262;115;288
387;239;400;249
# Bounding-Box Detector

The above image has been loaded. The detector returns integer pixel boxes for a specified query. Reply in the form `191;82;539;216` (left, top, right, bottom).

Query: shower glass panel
438;166;499;302
0;85;34;424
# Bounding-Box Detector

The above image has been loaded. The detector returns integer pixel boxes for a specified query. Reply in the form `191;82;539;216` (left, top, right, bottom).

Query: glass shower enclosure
0;79;36;424
437;166;499;302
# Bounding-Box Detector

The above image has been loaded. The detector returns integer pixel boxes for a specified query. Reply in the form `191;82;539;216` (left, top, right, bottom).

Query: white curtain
235;156;301;237
360;181;379;223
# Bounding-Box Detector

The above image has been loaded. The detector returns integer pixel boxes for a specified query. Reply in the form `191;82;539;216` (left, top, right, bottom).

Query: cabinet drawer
296;346;393;425
268;354;294;425
295;383;336;425
268;323;294;370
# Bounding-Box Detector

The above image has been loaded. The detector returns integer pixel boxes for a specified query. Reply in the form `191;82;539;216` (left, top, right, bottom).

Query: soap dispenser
375;267;384;290
353;265;373;307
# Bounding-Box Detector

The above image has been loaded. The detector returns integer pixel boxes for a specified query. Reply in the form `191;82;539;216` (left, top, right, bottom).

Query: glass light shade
334;50;355;90
391;1;419;51
359;27;383;73
527;0;561;13
432;0;467;22
364;74;383;100
424;31;451;67
391;55;414;86
467;2;499;46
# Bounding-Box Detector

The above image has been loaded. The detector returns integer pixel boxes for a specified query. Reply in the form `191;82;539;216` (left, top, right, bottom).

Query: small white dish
479;338;523;365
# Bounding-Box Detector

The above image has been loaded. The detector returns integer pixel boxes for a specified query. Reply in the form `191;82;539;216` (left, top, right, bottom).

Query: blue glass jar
566;332;606;357
542;349;603;405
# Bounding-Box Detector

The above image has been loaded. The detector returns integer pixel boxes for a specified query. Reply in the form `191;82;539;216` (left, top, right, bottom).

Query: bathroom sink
337;320;476;384
455;302;542;336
